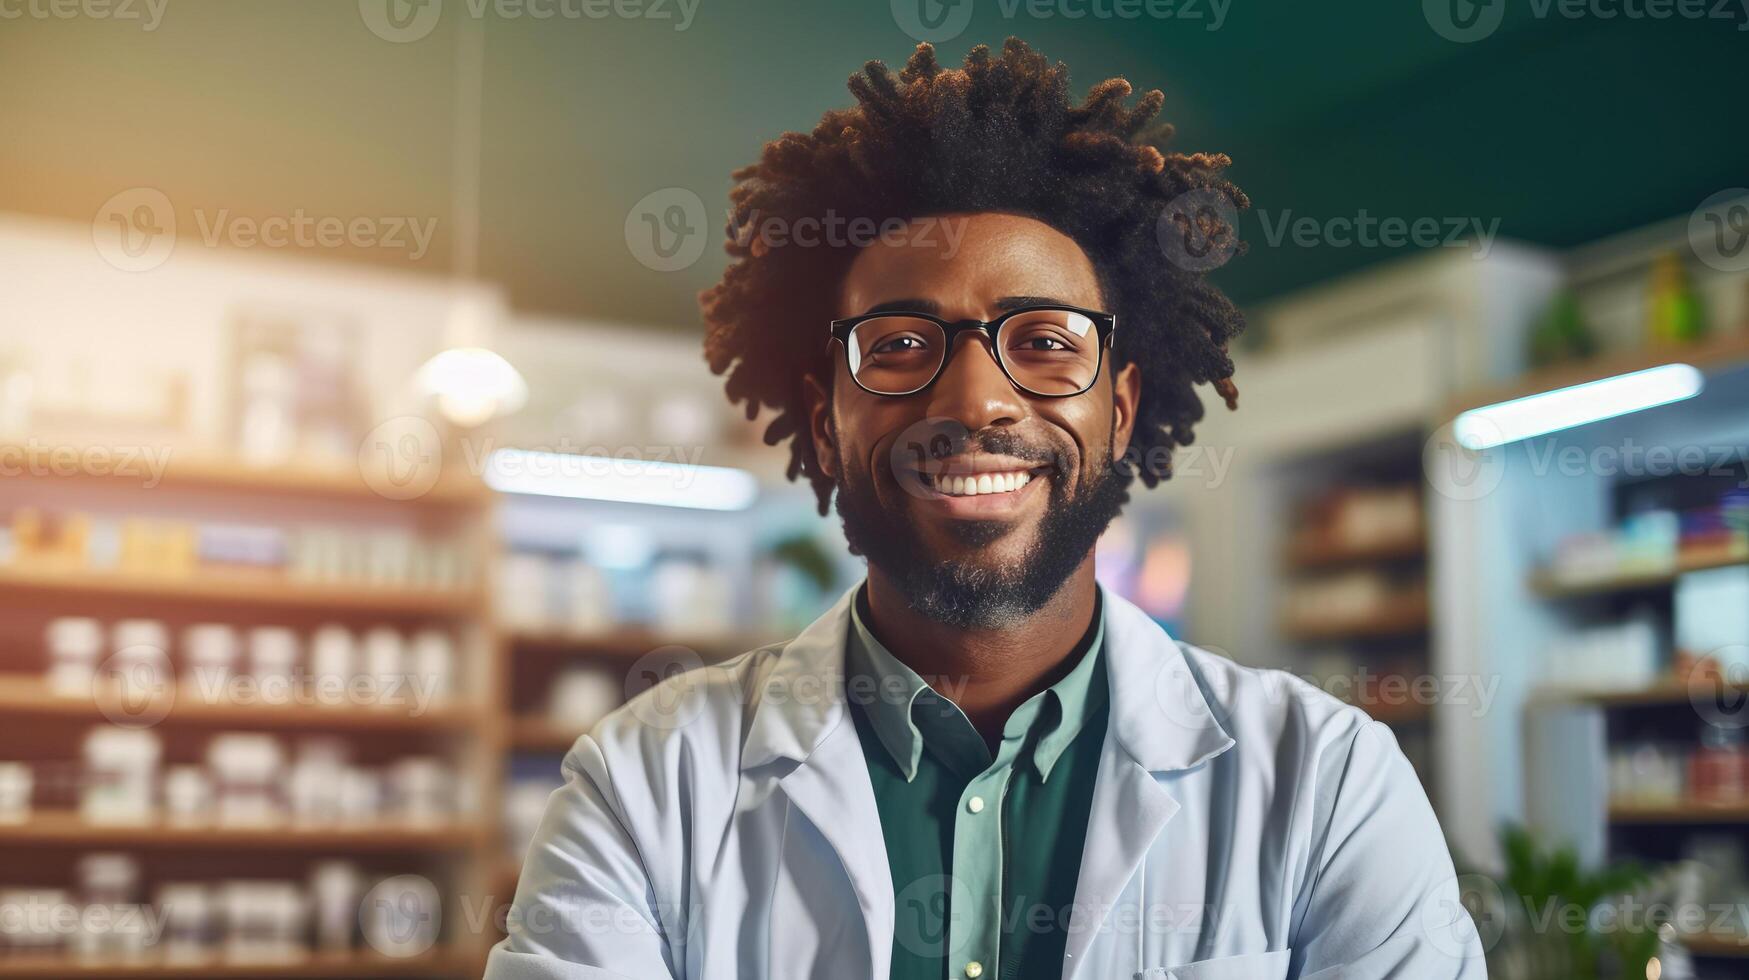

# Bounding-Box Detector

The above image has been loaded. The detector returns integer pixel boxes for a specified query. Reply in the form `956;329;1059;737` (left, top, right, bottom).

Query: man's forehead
838;212;1101;317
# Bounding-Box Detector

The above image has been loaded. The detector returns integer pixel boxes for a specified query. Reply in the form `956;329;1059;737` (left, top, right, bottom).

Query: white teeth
931;470;1037;496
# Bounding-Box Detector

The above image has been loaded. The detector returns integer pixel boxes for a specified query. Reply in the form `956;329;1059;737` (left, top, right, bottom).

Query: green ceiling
3;0;1744;327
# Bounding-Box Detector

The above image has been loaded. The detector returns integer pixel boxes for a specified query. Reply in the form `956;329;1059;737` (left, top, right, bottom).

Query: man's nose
923;333;1024;430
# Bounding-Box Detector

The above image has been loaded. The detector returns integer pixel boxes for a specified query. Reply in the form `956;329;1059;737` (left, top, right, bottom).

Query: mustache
894;426;1066;471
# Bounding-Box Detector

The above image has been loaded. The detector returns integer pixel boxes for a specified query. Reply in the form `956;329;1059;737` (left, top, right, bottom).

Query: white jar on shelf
155;882;213;964
207;734;284;827
0;761;32;824
219;880;307;963
81;726;160;825
308;624;355;702
162;765;213;827
548;667;620;730
45;616;103;697
387;756;450;827
287;738;348;827
183;624;239;702
308;862;361;952
0;888;69;957
361;626;407;706
337;767;382;825
496;552;553;629
408;629;455;706
247;627;300;703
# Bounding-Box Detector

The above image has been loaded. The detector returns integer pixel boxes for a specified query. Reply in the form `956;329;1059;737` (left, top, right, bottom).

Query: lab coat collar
741;582;1236;776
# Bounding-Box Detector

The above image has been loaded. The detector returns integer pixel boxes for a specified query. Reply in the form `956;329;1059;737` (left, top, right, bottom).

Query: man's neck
861;557;1101;747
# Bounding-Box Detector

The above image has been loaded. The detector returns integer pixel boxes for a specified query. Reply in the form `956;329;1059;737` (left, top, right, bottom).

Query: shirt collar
845;585;1107;783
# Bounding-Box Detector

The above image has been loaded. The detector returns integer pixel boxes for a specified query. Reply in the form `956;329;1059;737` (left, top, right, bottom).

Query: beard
830;423;1128;630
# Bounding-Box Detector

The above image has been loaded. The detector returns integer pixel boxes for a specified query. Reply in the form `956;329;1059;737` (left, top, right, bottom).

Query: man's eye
1013;335;1069;352
871;336;928;354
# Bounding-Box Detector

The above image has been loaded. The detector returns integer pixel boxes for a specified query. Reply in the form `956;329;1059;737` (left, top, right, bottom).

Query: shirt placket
944;714;1036;980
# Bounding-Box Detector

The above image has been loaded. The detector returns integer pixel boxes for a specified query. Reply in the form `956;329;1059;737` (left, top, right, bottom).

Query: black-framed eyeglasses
828;305;1116;398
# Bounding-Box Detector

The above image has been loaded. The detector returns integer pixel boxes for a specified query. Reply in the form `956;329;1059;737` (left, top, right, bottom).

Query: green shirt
845;587;1108;980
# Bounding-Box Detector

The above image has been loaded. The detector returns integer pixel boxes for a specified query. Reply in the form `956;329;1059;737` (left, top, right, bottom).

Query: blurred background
2;1;1749;976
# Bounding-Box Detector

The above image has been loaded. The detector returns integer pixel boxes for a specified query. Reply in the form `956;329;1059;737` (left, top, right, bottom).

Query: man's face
807;212;1141;628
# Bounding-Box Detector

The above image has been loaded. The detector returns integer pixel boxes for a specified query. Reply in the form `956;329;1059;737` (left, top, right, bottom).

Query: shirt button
965;962;984;978
966;796;985;814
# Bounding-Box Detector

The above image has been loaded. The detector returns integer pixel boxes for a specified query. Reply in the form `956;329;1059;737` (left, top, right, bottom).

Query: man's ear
1109;360;1141;463
803;372;837;479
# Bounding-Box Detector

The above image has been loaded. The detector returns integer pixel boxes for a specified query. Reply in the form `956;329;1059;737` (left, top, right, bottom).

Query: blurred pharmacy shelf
0;811;487;851
0;566;486;616
0;948;479;978
0;675;483;732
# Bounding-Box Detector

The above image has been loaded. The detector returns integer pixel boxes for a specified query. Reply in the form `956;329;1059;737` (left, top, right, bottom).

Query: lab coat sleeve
1289;719;1488;979
484;734;679;980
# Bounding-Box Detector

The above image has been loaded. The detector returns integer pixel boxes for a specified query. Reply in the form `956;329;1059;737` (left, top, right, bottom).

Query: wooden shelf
1352;698;1433;725
0;675;482;732
1529;678;1749;708
0;564;484;615
509;626;776;661
0;948;477;978
0;812;486;850
0;811;487;851
2;448;490;508
508;718;585;753
1281;595;1430;642
1608;800;1749;824
1447;331;1749;416
1529;550;1749;600
1286;534;1424;570
1681;932;1749;958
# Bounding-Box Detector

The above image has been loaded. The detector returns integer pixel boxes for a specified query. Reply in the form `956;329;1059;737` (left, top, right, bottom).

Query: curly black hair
701;38;1247;516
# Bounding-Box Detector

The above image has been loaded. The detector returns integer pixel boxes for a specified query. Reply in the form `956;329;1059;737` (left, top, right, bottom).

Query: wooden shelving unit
3;448;492;508
0;565;485;615
508;718;585;753
1445;330;1749;417
0;811;486;850
0;675;483;732
0;457;507;970
1529;551;1749;600
1286;533;1425;570
1607;801;1749;824
1680;932;1749;958
0;949;479;978
1280;592;1430;642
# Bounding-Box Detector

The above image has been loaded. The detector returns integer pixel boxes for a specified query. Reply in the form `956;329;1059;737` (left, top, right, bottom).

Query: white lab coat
486;585;1485;979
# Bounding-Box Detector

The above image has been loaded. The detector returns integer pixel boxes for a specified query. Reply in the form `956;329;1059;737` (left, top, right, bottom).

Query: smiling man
486;40;1482;980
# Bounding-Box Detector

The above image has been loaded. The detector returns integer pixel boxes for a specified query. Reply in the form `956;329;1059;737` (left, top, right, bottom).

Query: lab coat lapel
1062;592;1236;980
776;719;893;980
742;586;892;979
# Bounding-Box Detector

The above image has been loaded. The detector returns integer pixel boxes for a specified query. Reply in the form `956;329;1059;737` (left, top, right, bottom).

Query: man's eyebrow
861;298;941;316
995;295;1076;311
